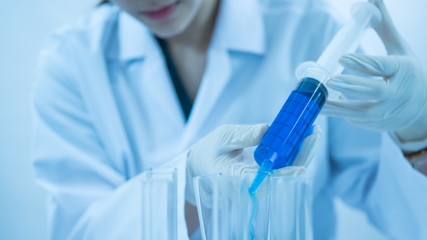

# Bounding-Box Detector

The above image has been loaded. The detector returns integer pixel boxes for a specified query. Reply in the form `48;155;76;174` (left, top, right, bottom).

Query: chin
146;10;194;38
151;23;188;39
153;28;184;38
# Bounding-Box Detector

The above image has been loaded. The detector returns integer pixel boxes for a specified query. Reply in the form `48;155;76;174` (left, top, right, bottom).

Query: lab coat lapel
118;12;185;130
183;0;266;144
182;47;230;144
75;42;136;177
140;50;185;130
75;12;185;177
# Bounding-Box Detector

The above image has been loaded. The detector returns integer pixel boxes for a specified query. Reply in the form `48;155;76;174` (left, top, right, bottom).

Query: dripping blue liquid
249;194;258;239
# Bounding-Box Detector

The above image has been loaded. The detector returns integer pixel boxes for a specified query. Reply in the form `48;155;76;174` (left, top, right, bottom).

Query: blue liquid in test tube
248;77;328;195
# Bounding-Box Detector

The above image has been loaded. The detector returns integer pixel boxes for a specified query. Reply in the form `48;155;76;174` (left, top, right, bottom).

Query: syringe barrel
254;77;328;169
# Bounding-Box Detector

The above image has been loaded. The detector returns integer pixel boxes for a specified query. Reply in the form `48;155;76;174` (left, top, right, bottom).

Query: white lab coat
32;0;427;239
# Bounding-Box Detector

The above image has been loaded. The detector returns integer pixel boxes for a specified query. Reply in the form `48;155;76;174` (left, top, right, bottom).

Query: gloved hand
187;124;269;179
187;124;321;178
186;124;321;205
322;0;427;144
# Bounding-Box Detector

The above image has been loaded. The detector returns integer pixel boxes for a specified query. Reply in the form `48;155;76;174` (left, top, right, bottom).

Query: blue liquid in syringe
248;77;328;195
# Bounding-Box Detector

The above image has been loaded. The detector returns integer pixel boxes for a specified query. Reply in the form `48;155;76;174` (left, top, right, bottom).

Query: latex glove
187;124;269;180
187;124;321;206
188;124;321;178
322;0;427;143
186;124;267;205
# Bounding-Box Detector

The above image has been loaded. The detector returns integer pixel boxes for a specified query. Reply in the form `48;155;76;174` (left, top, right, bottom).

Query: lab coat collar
180;0;266;146
213;0;266;55
111;0;266;61
113;11;155;61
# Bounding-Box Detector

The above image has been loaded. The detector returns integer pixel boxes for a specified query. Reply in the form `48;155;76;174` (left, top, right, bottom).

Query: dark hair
99;0;109;5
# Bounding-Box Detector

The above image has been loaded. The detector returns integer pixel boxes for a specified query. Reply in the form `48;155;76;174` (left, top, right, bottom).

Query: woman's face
111;0;204;38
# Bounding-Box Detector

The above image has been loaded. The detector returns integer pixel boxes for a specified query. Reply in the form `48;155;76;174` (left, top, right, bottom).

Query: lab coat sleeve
32;38;189;240
328;117;427;239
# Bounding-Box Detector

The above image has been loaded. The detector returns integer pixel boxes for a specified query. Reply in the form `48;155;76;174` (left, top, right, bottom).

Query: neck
167;0;220;51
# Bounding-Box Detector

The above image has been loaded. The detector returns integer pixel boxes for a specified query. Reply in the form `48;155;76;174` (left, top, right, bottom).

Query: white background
1;0;426;239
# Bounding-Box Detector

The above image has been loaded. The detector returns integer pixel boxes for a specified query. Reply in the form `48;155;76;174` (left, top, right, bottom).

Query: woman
32;0;427;239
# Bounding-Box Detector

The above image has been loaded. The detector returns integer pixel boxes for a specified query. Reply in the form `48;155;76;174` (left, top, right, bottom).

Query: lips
141;2;178;20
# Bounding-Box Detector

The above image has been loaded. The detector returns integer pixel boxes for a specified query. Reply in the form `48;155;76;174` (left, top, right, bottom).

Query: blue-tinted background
0;1;97;239
0;1;426;239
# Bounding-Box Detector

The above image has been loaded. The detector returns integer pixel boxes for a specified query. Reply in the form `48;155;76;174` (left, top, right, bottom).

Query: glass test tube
141;167;177;240
269;175;313;240
194;170;312;240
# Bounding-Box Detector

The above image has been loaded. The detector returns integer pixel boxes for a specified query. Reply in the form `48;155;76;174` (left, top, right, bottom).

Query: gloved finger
218;124;269;151
323;98;408;131
339;53;399;77
292;126;321;168
224;150;259;176
347;118;393;132
368;0;411;55
327;74;387;100
321;99;378;120
348;105;409;131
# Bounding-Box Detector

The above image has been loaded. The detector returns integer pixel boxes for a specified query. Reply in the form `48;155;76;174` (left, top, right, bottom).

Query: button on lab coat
32;0;427;239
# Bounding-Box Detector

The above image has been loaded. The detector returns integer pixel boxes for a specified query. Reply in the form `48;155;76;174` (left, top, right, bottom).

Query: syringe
248;2;382;195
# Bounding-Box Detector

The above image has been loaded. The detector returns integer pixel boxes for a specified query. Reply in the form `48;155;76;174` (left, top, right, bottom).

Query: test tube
193;169;312;240
141;167;177;240
194;171;270;240
269;175;313;240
